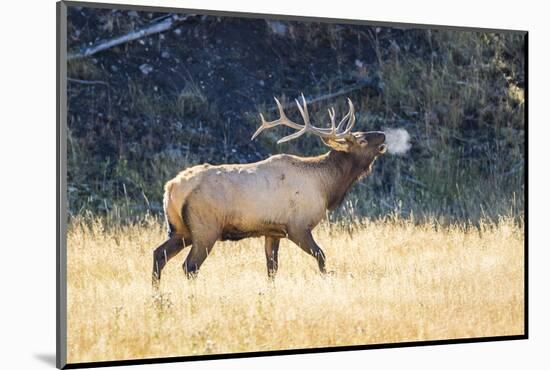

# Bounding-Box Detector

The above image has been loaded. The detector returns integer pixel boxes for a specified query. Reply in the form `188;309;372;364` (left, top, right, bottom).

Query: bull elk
152;94;386;284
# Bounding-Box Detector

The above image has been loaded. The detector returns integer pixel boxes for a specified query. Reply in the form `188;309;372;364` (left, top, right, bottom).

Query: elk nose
367;131;385;145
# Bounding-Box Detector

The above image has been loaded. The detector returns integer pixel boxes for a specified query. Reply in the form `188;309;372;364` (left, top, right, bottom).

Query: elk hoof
152;275;161;290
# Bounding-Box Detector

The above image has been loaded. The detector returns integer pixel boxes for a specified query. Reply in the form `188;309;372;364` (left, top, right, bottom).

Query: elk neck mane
294;149;375;211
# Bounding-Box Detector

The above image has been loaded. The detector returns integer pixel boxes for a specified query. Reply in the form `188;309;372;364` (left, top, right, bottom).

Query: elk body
152;95;386;284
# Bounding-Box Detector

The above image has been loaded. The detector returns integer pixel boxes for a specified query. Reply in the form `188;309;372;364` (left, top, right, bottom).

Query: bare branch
67;78;109;86
67;14;191;61
267;77;382;113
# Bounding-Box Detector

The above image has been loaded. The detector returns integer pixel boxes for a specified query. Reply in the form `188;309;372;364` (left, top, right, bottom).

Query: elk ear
321;136;356;152
356;137;368;146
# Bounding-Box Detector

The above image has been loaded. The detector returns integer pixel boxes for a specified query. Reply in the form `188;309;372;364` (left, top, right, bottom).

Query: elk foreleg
288;229;327;274
264;237;280;278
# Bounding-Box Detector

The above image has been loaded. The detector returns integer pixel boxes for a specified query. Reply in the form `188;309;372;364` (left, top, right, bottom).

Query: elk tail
163;180;188;239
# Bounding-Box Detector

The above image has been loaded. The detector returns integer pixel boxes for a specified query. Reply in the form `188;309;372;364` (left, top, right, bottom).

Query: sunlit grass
66;217;524;363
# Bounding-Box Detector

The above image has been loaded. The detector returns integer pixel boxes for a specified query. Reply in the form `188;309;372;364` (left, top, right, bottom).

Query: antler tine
336;110;351;132
295;94;338;134
251;97;305;140
278;95;330;144
332;98;356;137
277;96;310;143
334;99;351;132
300;93;310;124
250;113;272;140
294;94;310;128
342;98;356;134
273;97;288;123
277;126;307;144
328;107;336;134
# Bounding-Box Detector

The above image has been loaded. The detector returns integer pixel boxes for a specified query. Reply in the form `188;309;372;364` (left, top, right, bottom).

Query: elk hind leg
182;232;217;278
152;236;189;286
264;237;280;278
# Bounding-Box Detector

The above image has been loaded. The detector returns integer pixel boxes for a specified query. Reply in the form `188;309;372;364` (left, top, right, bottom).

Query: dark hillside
66;6;525;222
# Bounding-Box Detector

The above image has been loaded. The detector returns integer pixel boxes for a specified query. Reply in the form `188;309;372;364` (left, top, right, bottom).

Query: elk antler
251;94;356;144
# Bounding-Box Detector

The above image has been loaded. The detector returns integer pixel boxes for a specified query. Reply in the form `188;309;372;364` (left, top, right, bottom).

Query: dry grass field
66;217;524;364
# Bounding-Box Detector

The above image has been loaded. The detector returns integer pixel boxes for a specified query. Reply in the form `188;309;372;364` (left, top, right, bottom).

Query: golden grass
66;217;524;363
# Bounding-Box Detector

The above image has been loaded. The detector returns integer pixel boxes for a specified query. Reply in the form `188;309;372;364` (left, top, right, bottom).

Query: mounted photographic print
56;1;527;368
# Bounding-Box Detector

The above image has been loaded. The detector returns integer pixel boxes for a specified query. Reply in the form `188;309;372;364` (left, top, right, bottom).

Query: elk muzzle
365;131;386;154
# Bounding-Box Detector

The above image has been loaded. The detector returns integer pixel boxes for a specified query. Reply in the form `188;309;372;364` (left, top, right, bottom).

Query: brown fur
152;131;386;283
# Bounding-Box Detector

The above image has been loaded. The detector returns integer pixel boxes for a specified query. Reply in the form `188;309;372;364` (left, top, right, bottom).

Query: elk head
252;94;387;171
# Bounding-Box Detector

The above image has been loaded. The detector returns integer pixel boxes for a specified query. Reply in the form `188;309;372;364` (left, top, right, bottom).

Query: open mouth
378;144;387;154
